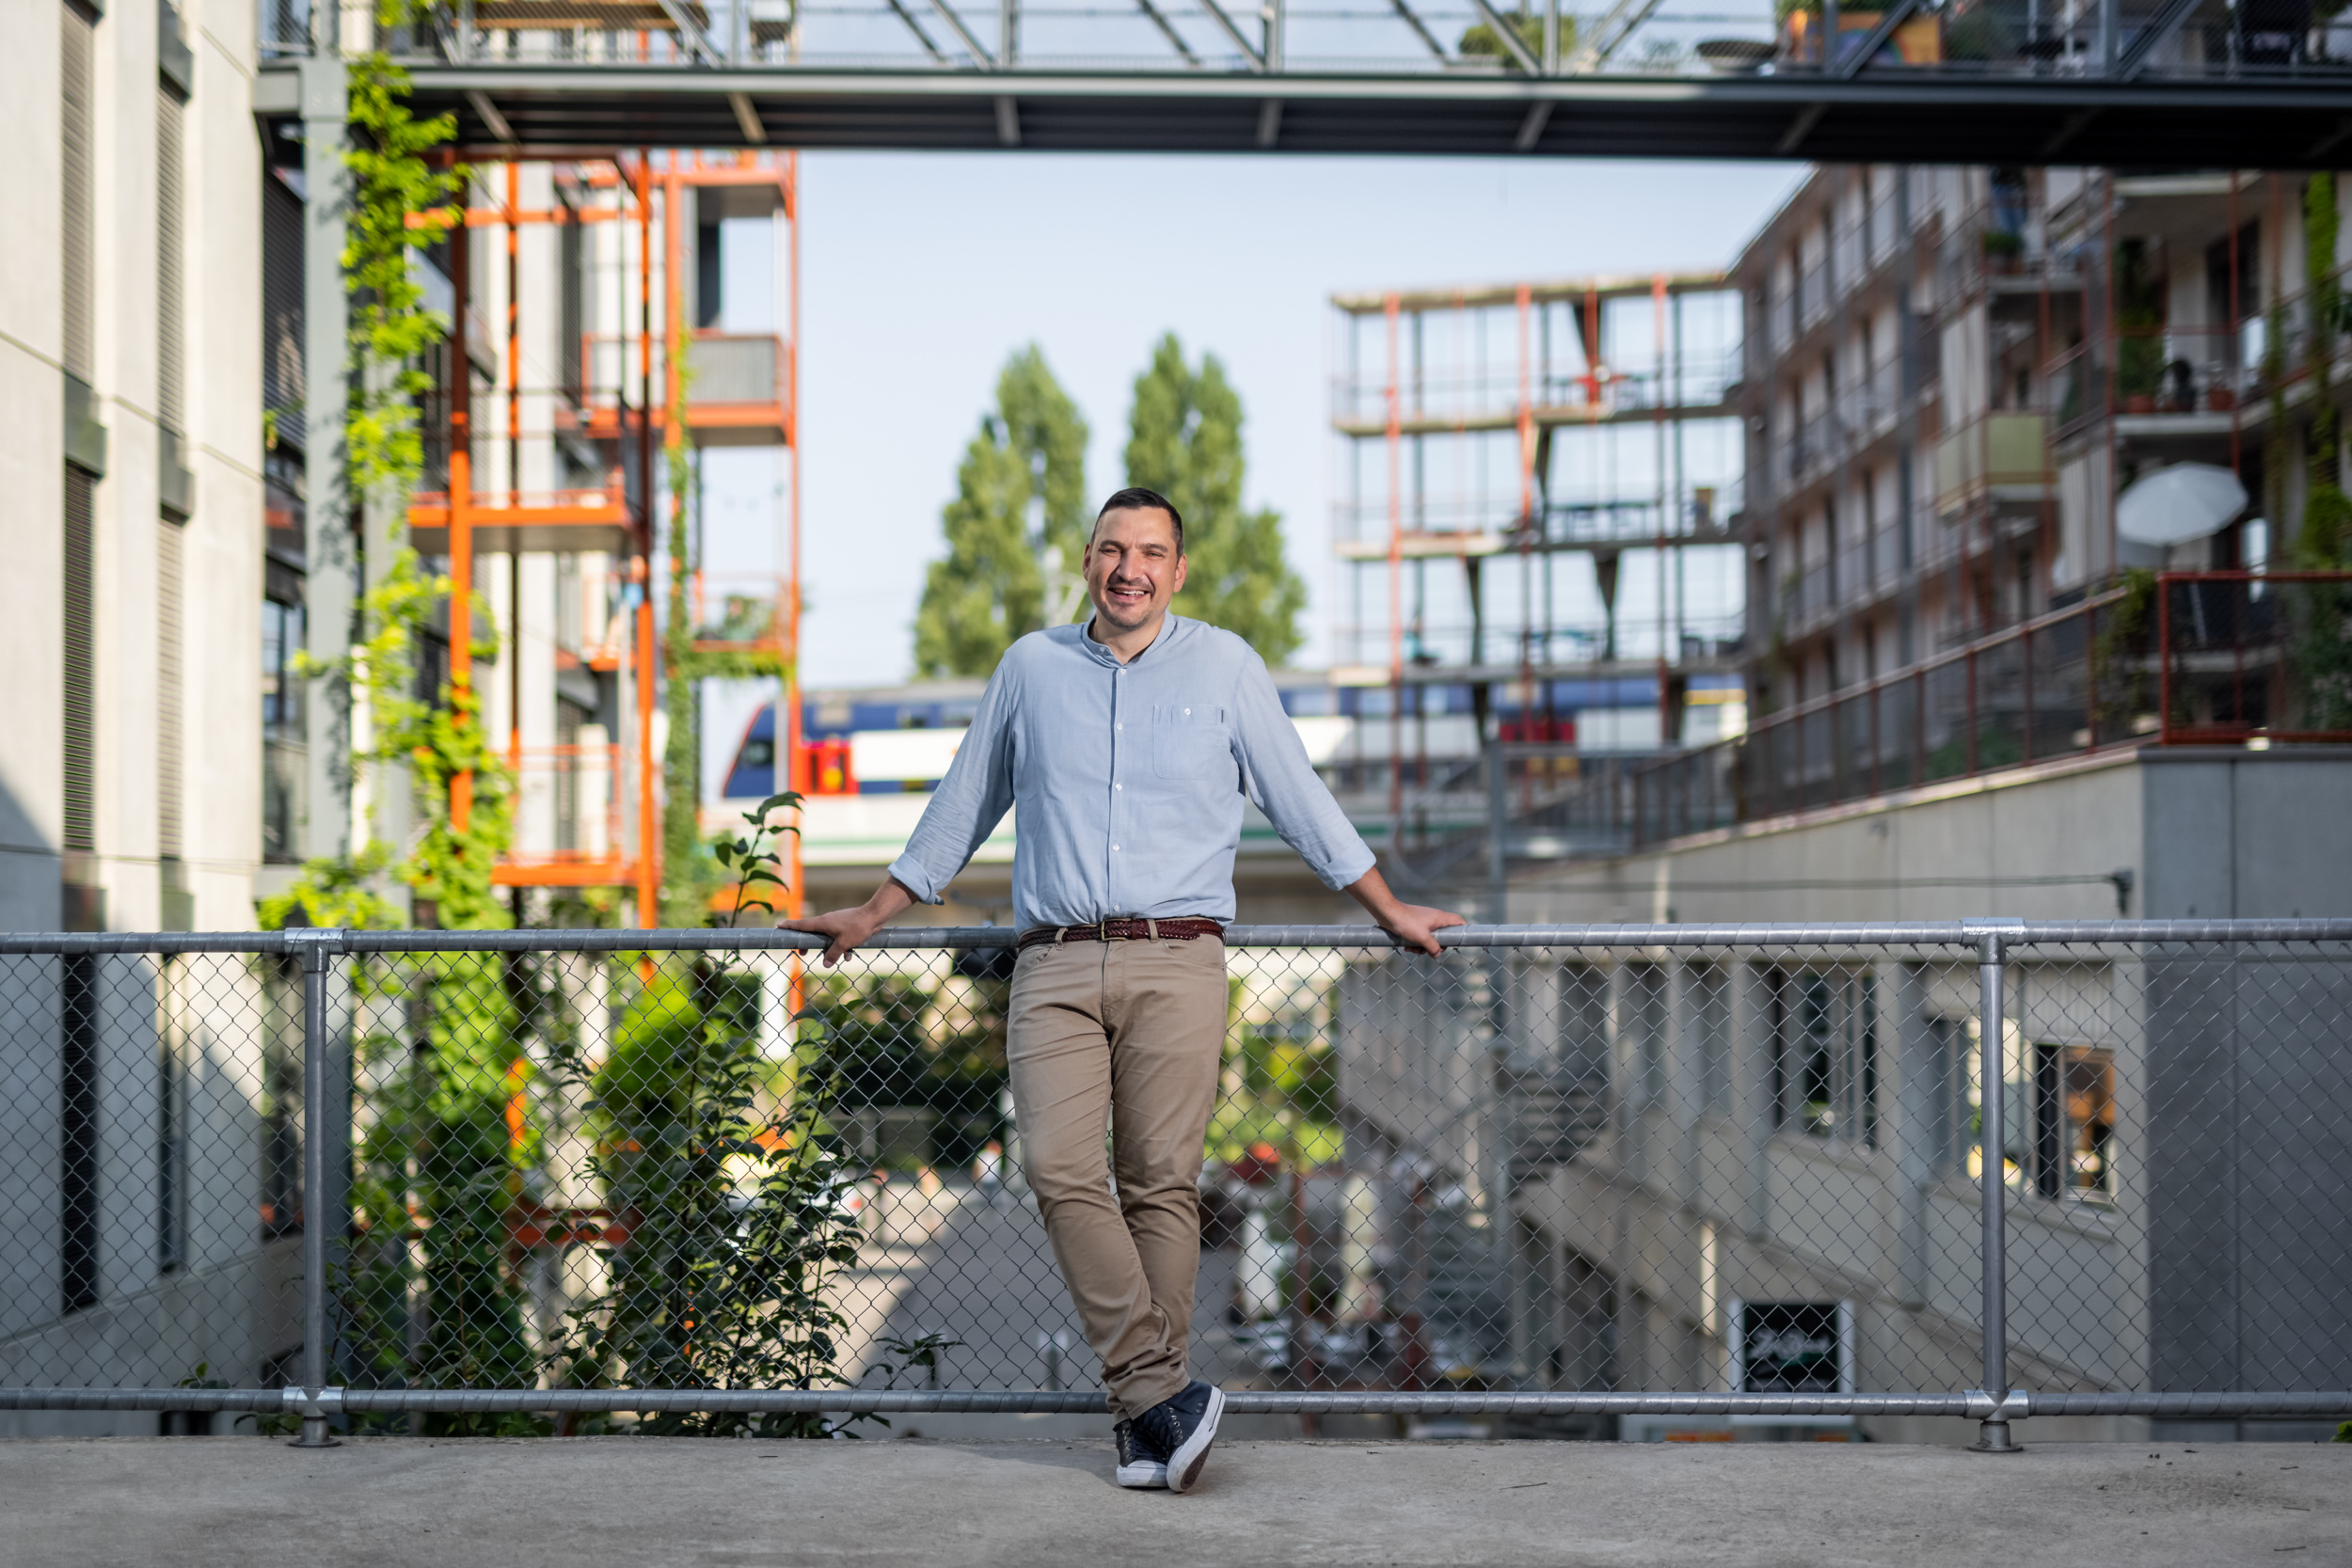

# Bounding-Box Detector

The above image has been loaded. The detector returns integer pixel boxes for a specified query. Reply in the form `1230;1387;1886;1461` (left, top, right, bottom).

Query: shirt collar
1080;611;1184;668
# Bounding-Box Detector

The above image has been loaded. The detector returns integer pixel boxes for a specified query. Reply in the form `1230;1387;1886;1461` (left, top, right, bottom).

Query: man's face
1084;506;1186;635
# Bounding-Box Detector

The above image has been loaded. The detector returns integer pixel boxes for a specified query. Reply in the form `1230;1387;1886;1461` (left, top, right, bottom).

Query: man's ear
1170;552;1188;594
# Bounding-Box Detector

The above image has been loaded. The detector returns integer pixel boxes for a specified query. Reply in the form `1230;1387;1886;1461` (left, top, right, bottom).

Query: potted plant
2116;238;2165;413
1981;229;2025;274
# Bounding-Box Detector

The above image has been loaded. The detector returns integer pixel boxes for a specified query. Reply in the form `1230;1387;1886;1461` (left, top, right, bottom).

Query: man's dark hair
1093;486;1184;554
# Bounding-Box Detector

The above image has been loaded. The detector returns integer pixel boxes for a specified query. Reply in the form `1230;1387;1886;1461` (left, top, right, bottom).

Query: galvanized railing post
1969;924;2023;1453
292;928;345;1449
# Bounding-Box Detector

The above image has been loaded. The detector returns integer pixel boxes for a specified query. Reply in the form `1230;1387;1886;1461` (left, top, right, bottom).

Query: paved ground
2;1436;2344;1567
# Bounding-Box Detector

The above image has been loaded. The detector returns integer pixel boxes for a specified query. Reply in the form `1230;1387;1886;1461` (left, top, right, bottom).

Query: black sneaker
1113;1417;1168;1490
1135;1380;1225;1496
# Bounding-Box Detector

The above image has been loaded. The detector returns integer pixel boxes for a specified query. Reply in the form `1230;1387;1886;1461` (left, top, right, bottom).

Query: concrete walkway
2;1436;2344;1567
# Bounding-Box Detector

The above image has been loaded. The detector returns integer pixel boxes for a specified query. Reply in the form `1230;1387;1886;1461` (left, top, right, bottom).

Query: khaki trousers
1006;934;1227;1420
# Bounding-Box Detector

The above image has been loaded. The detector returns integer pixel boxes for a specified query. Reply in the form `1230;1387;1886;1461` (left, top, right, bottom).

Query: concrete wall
1330;750;2352;1440
0;0;276;1433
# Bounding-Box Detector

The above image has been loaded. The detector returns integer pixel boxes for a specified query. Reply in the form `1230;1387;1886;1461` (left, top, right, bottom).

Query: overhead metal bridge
255;0;2352;164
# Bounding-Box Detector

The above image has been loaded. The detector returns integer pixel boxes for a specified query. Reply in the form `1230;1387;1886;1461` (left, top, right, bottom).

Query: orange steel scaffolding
1351;271;1738;840
413;147;802;929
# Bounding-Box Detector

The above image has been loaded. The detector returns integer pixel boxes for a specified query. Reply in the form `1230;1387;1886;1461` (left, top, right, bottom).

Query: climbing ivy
260;27;547;1436
2300;174;2350;567
265;38;516;933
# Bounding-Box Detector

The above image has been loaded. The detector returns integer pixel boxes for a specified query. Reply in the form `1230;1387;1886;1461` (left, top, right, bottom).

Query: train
719;672;1746;802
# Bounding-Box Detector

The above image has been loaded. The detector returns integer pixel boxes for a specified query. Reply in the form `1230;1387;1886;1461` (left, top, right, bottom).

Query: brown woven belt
1016;917;1224;951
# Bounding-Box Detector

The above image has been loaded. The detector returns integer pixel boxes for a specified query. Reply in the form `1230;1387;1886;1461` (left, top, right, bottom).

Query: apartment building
0;0;294;1431
1740;166;2307;717
3;0;265;931
1398;166;2352;1442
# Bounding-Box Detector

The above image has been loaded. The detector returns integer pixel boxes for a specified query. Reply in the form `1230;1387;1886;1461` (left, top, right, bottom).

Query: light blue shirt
886;614;1376;931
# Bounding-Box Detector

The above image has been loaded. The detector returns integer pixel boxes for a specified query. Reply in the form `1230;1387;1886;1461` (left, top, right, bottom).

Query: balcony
494;741;636;888
1933;411;2051;515
1636;572;2352;843
406;475;637;557
575;330;792;449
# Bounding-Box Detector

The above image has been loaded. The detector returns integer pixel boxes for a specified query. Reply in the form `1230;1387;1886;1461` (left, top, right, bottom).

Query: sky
699;152;1808;697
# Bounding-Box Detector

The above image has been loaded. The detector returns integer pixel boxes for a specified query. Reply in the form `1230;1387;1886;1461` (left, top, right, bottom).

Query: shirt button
1114;784;1122;790
1112;845;1120;851
1115;723;1123;732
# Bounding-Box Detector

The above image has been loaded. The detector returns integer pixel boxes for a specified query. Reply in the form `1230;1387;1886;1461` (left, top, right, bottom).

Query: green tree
914;347;1090;676
1123;334;1306;665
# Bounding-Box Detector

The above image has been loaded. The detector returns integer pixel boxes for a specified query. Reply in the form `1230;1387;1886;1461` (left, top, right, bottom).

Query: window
1628;964;1667;1109
259;957;303;1240
2032;1042;2116;1201
1771;968;1879;1148
262;595;306;863
157;960;189;1273
61;954;100;1311
1692;962;1731;1116
1557;962;1609;1088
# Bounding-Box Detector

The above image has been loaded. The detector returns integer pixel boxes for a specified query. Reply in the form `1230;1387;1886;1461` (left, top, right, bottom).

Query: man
787;487;1462;1494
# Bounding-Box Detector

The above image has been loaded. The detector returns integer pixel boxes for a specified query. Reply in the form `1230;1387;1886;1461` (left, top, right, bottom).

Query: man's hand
780;879;915;966
1375;900;1470;957
1343;866;1467;957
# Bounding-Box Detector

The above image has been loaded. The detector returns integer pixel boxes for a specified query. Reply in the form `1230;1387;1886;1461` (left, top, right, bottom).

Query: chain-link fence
4;922;2350;1448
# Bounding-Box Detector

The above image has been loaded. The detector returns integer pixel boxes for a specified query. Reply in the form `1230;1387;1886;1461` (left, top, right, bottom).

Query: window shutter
158;516;184;862
157;87;187;436
60;4;94;383
62;466;96;854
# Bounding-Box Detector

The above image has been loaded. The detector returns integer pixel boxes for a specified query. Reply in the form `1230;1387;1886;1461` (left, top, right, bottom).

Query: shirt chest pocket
1151;704;1232;781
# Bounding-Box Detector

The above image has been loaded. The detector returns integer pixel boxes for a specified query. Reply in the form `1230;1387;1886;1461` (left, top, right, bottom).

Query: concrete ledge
1;1437;2345;1567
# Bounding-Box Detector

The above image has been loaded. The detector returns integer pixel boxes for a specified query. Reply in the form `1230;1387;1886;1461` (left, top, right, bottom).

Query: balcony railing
1933;411;2052;513
496;741;630;885
1637;572;2352;845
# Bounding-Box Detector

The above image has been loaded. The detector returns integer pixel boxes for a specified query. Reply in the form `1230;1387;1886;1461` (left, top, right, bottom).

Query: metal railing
258;0;2352;82
4;920;2351;1449
1639;573;2352;845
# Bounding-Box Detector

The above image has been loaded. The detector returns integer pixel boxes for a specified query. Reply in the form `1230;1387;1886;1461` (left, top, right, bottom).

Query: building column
298;56;350;868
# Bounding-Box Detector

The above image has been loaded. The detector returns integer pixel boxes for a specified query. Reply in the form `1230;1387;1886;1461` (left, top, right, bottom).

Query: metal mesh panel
0;950;303;1415
1;926;2348;1438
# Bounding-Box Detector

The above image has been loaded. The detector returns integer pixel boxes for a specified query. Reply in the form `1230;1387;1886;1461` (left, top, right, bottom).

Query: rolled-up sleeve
885;664;1017;904
1230;655;1376;892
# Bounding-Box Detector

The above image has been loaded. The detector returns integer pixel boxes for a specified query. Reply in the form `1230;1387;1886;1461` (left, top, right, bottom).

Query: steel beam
1195;0;1266;70
1466;0;1542;74
2117;0;2202;80
1569;0;1670;72
326;65;2352;168
1832;0;1923;77
1388;0;1450;62
923;0;996;67
1136;0;1203;67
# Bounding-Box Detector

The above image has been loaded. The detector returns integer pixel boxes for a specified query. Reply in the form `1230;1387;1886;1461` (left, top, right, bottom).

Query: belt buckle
1096;918;1111;942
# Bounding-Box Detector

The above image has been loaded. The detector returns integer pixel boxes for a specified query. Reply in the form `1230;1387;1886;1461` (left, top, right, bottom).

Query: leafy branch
711;791;804;927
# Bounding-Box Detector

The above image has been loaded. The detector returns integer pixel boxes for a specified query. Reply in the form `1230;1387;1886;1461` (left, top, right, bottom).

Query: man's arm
1225;648;1464;953
1343;865;1465;957
784;876;918;967
784;659;1017;964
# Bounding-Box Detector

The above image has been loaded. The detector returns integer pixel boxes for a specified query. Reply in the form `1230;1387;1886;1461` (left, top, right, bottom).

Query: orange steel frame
1371;273;1713;826
418;148;803;930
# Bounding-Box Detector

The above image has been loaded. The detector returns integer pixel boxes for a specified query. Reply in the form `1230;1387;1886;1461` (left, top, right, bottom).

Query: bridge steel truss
254;0;2352;168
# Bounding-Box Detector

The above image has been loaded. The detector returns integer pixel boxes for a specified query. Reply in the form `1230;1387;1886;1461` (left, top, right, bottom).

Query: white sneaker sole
1165;1386;1225;1496
1115;1459;1169;1489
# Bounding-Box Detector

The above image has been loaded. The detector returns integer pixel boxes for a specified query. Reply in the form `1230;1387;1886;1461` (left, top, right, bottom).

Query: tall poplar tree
914;347;1090;677
1123;334;1306;666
